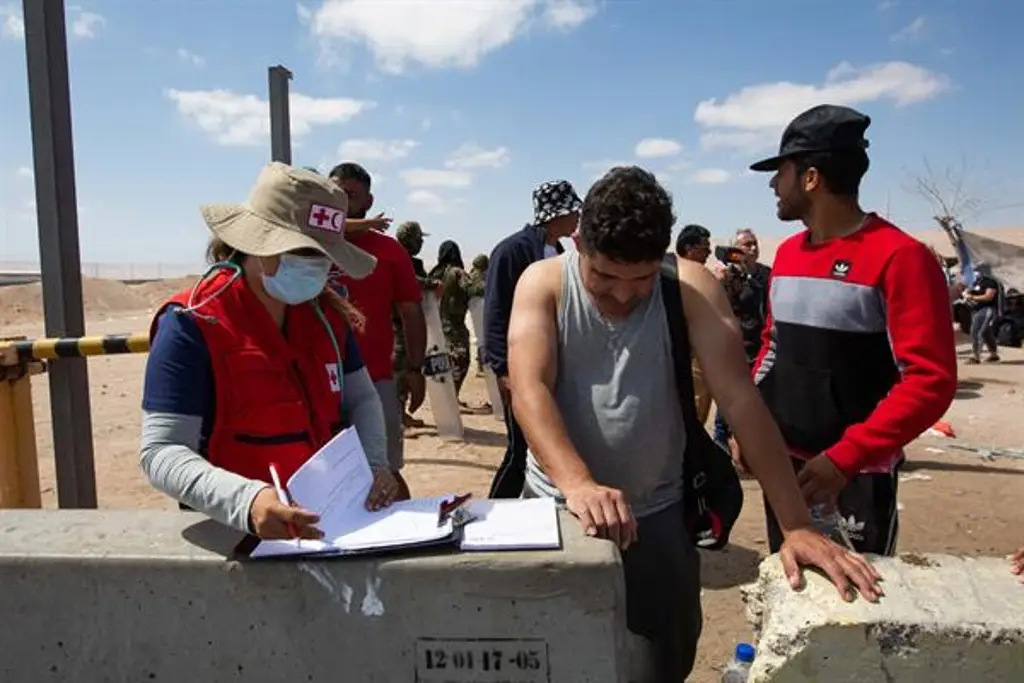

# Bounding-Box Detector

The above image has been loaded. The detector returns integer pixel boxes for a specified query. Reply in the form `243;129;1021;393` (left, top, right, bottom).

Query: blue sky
1;0;1022;269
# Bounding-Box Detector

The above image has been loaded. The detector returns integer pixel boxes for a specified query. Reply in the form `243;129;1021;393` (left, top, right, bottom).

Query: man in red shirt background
745;105;957;556
330;162;427;500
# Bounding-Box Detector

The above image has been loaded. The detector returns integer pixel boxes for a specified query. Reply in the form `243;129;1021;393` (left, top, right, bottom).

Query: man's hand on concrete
778;528;884;603
406;372;426;413
564;482;638;551
1010;547;1024;583
797;454;848;506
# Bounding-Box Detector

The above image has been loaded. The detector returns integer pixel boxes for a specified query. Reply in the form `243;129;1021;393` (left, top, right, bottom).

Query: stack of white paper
250;428;454;559
247;427;563;559
459;498;561;551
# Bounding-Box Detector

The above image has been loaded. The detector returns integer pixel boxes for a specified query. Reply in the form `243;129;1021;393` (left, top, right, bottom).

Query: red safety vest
149;269;349;484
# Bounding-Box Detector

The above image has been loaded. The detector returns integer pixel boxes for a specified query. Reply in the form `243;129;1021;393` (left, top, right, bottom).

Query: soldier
427;240;481;402
469;253;489;287
469;253;489;374
396;221;431;280
394;221;441;427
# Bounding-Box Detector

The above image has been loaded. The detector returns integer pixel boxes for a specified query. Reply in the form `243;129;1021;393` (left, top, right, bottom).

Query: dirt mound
128;276;201;307
0;278;154;327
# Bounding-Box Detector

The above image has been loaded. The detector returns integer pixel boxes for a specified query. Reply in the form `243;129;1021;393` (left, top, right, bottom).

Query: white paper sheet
459;498;561;551
250;428;454;559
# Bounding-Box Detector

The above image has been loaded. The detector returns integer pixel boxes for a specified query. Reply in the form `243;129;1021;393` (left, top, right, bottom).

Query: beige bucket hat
199;162;377;279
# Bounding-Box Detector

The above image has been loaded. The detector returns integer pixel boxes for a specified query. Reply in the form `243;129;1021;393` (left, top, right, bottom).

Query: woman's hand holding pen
249;487;324;540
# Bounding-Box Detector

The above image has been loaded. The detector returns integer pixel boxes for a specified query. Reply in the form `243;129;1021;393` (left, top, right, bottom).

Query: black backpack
660;256;744;550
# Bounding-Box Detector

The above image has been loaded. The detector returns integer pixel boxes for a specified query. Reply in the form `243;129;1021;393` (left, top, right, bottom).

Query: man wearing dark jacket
485;180;582;498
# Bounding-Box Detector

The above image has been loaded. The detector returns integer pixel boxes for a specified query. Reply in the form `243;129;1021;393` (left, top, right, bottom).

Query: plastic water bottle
721;643;755;682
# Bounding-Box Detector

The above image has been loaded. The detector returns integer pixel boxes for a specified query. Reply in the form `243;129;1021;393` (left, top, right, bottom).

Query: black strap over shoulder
660;254;744;550
659;255;702;436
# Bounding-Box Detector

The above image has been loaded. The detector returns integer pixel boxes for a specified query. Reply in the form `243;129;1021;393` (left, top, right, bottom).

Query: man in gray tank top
508;166;883;681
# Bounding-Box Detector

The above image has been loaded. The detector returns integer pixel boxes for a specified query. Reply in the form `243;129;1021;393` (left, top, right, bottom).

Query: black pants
765;457;901;556
487;394;528;498
522;488;703;682
623;503;703;682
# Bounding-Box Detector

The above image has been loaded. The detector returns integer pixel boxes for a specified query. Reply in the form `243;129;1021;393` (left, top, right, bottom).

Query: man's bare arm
508;260;593;491
676;257;814;536
509;259;636;548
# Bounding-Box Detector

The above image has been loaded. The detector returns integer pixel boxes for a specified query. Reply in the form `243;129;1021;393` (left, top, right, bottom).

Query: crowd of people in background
138;102;1024;682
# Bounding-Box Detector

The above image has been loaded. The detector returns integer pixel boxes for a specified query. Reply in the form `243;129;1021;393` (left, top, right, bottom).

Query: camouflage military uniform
468;254;489;373
393;221;439;408
437;264;481;397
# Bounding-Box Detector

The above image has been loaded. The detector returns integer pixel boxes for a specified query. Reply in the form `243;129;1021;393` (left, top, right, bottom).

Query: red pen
268;463;301;543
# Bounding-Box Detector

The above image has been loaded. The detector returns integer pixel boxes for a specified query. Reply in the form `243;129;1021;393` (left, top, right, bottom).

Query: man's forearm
512;382;593;491
400;307;427;366
724;389;813;534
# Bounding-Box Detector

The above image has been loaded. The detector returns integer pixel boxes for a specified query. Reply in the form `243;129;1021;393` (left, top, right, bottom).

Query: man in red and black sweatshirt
748;104;957;556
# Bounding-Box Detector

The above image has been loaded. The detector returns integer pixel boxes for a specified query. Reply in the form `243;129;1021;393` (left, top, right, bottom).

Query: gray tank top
524;252;686;518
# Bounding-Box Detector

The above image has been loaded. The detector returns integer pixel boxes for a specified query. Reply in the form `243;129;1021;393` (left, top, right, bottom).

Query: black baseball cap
750;104;871;172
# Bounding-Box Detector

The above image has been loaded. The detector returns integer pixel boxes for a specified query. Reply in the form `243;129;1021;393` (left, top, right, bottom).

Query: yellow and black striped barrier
11;333;150;362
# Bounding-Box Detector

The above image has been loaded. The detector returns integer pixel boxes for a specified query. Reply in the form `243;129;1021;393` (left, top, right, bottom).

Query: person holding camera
713;229;771;448
675;224;715;424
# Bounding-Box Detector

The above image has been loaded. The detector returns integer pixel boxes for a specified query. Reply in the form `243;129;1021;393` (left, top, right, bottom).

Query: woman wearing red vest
141;162;397;540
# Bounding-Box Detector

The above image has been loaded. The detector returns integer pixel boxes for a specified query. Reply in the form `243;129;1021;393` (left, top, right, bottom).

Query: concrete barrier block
0;509;629;682
743;553;1024;682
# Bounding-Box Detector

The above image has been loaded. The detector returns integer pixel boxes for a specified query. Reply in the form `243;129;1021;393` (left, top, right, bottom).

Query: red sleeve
389;238;423;304
826;242;958;474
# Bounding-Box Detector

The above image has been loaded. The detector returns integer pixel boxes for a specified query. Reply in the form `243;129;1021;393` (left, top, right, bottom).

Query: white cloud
445;143;509;170
304;0;597;73
543;0;597;30
176;48;206;68
400;168;472;189
338;138;419;162
15;166;33;179
890;16;926;43
878;0;896;9
1;4;23;39
70;10;104;38
694;61;951;152
687;168;731;185
406;189;448;213
634;138;682;159
1;5;105;41
165;89;375;146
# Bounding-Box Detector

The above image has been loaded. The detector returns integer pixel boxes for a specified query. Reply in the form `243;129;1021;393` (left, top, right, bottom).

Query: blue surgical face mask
262;253;332;305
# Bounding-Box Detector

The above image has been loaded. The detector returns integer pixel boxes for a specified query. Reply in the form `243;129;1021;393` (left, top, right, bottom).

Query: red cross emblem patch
325;362;341;393
308;203;346;234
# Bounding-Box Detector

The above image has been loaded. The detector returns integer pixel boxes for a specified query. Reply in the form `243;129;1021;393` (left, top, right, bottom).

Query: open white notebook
461;498;561;551
248;427;561;559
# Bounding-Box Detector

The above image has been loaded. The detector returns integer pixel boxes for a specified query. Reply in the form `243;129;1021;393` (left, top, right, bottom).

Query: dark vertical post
268;65;293;164
22;0;97;508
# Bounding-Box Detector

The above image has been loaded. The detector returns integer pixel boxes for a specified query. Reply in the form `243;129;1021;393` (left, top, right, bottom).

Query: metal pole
22;0;97;508
268;65;293;164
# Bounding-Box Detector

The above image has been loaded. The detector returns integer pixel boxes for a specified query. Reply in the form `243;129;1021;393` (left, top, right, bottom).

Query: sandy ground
5;303;1024;682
